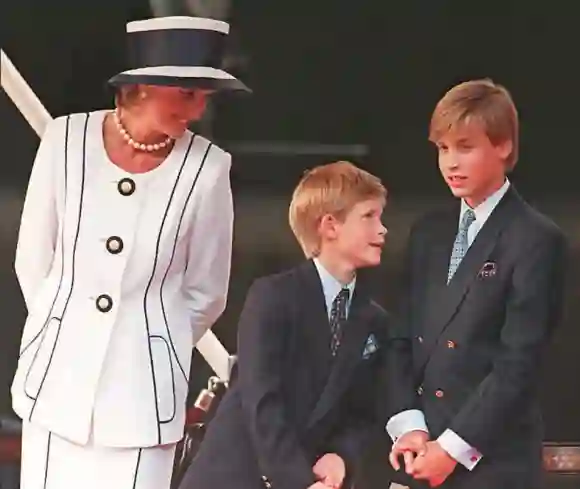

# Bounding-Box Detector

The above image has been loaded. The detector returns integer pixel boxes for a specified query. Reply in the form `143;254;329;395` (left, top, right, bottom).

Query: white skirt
20;422;176;489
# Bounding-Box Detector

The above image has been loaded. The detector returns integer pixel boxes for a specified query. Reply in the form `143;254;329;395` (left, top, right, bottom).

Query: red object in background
187;376;223;424
185;405;207;425
0;435;21;464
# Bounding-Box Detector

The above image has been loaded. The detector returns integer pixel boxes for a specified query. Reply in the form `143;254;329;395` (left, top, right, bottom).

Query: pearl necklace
112;109;173;152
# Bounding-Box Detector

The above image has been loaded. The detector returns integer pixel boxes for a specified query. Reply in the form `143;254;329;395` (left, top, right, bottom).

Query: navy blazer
390;187;568;489
180;260;390;489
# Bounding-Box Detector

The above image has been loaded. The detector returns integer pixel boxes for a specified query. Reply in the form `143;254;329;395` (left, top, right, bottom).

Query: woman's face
135;85;214;138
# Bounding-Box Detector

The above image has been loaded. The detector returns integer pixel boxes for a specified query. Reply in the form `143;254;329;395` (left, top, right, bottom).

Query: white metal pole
1;49;52;136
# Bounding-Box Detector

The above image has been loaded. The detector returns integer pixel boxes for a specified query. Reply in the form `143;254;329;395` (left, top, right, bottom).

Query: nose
380;223;388;236
441;152;459;170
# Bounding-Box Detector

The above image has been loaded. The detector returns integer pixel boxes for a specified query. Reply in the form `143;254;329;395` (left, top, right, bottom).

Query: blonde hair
289;161;386;257
429;79;519;170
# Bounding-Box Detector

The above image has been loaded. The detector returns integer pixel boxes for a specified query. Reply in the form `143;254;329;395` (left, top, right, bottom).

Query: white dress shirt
313;258;356;319
386;179;511;470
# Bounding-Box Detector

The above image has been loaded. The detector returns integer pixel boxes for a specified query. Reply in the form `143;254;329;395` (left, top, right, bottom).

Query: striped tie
447;209;476;283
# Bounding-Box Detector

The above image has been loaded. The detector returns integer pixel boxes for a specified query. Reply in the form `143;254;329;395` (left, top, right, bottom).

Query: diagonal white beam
1;50;52;137
1;48;233;380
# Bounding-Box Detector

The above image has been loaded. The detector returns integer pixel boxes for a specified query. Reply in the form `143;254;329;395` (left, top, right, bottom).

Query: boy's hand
389;430;429;473
410;441;457;487
307;483;335;489
312;453;346;488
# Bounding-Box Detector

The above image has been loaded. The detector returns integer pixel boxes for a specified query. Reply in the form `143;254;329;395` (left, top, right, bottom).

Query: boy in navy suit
388;79;567;489
180;161;393;489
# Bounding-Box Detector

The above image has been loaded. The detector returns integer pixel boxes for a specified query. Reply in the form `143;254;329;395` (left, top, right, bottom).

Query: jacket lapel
297;261;334;377
307;284;375;429
419;188;519;368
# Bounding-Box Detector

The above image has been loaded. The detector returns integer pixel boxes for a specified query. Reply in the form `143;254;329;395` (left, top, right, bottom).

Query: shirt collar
460;178;511;225
313;258;356;307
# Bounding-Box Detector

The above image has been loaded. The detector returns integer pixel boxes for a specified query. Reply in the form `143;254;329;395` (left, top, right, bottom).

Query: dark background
2;0;579;484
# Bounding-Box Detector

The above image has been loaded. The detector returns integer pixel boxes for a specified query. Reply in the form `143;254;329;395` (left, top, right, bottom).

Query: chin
162;123;188;139
357;252;382;268
449;186;470;198
169;127;188;139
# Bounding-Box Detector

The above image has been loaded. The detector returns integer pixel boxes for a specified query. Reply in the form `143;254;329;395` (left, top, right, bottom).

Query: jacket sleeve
326;418;376;482
14;117;62;309
448;228;568;453
238;278;317;489
182;148;234;346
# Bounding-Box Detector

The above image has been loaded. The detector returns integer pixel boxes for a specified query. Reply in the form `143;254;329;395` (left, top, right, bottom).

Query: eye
179;89;197;100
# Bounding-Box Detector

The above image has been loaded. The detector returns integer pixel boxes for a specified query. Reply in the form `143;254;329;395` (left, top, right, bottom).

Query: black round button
96;294;113;313
118;178;135;196
106;236;123;254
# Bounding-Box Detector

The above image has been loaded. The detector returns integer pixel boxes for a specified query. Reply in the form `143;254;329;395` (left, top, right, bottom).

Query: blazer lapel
420;188;519;367
297;261;334;376
307;285;375;429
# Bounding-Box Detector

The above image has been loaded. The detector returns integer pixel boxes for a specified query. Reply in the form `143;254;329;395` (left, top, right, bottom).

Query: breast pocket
470;267;509;306
149;336;176;424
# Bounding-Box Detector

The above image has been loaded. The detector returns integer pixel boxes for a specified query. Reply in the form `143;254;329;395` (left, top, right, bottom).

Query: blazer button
106;236;124;254
447;340;456;349
118;178;136;196
435;389;445;398
417;386;424;396
96;294;113;313
417;335;424;343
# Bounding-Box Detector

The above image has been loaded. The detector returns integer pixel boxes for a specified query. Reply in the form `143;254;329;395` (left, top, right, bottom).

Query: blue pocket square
362;333;379;359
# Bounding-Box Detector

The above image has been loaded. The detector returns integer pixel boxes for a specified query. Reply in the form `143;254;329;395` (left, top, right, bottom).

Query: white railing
1;48;233;381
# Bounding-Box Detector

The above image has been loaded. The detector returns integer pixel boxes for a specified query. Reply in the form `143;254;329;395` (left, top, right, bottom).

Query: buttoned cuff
386;410;429;441
437;429;482;470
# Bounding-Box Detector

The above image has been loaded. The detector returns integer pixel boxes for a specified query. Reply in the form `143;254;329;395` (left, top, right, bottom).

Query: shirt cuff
437;429;483;470
386;410;429;441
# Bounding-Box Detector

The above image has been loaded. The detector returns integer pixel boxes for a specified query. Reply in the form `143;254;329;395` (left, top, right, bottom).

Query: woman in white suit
11;15;250;489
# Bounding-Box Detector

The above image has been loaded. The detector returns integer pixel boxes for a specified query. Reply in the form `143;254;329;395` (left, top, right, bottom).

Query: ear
495;139;513;161
319;214;340;240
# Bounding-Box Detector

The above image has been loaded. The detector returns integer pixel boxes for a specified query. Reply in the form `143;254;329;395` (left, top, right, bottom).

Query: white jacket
11;110;233;448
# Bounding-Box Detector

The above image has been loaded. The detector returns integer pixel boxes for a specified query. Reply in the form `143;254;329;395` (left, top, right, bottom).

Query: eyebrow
452;136;475;144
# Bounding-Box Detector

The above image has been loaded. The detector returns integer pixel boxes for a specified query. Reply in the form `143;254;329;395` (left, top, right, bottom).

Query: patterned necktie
330;288;350;356
447;209;476;283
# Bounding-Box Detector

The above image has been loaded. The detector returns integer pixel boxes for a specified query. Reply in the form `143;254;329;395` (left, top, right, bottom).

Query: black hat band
127;29;227;70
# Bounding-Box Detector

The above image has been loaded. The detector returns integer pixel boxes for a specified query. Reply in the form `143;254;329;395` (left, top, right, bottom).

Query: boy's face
435;121;512;207
324;198;387;269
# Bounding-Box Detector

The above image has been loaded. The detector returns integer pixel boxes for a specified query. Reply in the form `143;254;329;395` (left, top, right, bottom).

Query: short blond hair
289;161;386;258
429;79;519;170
